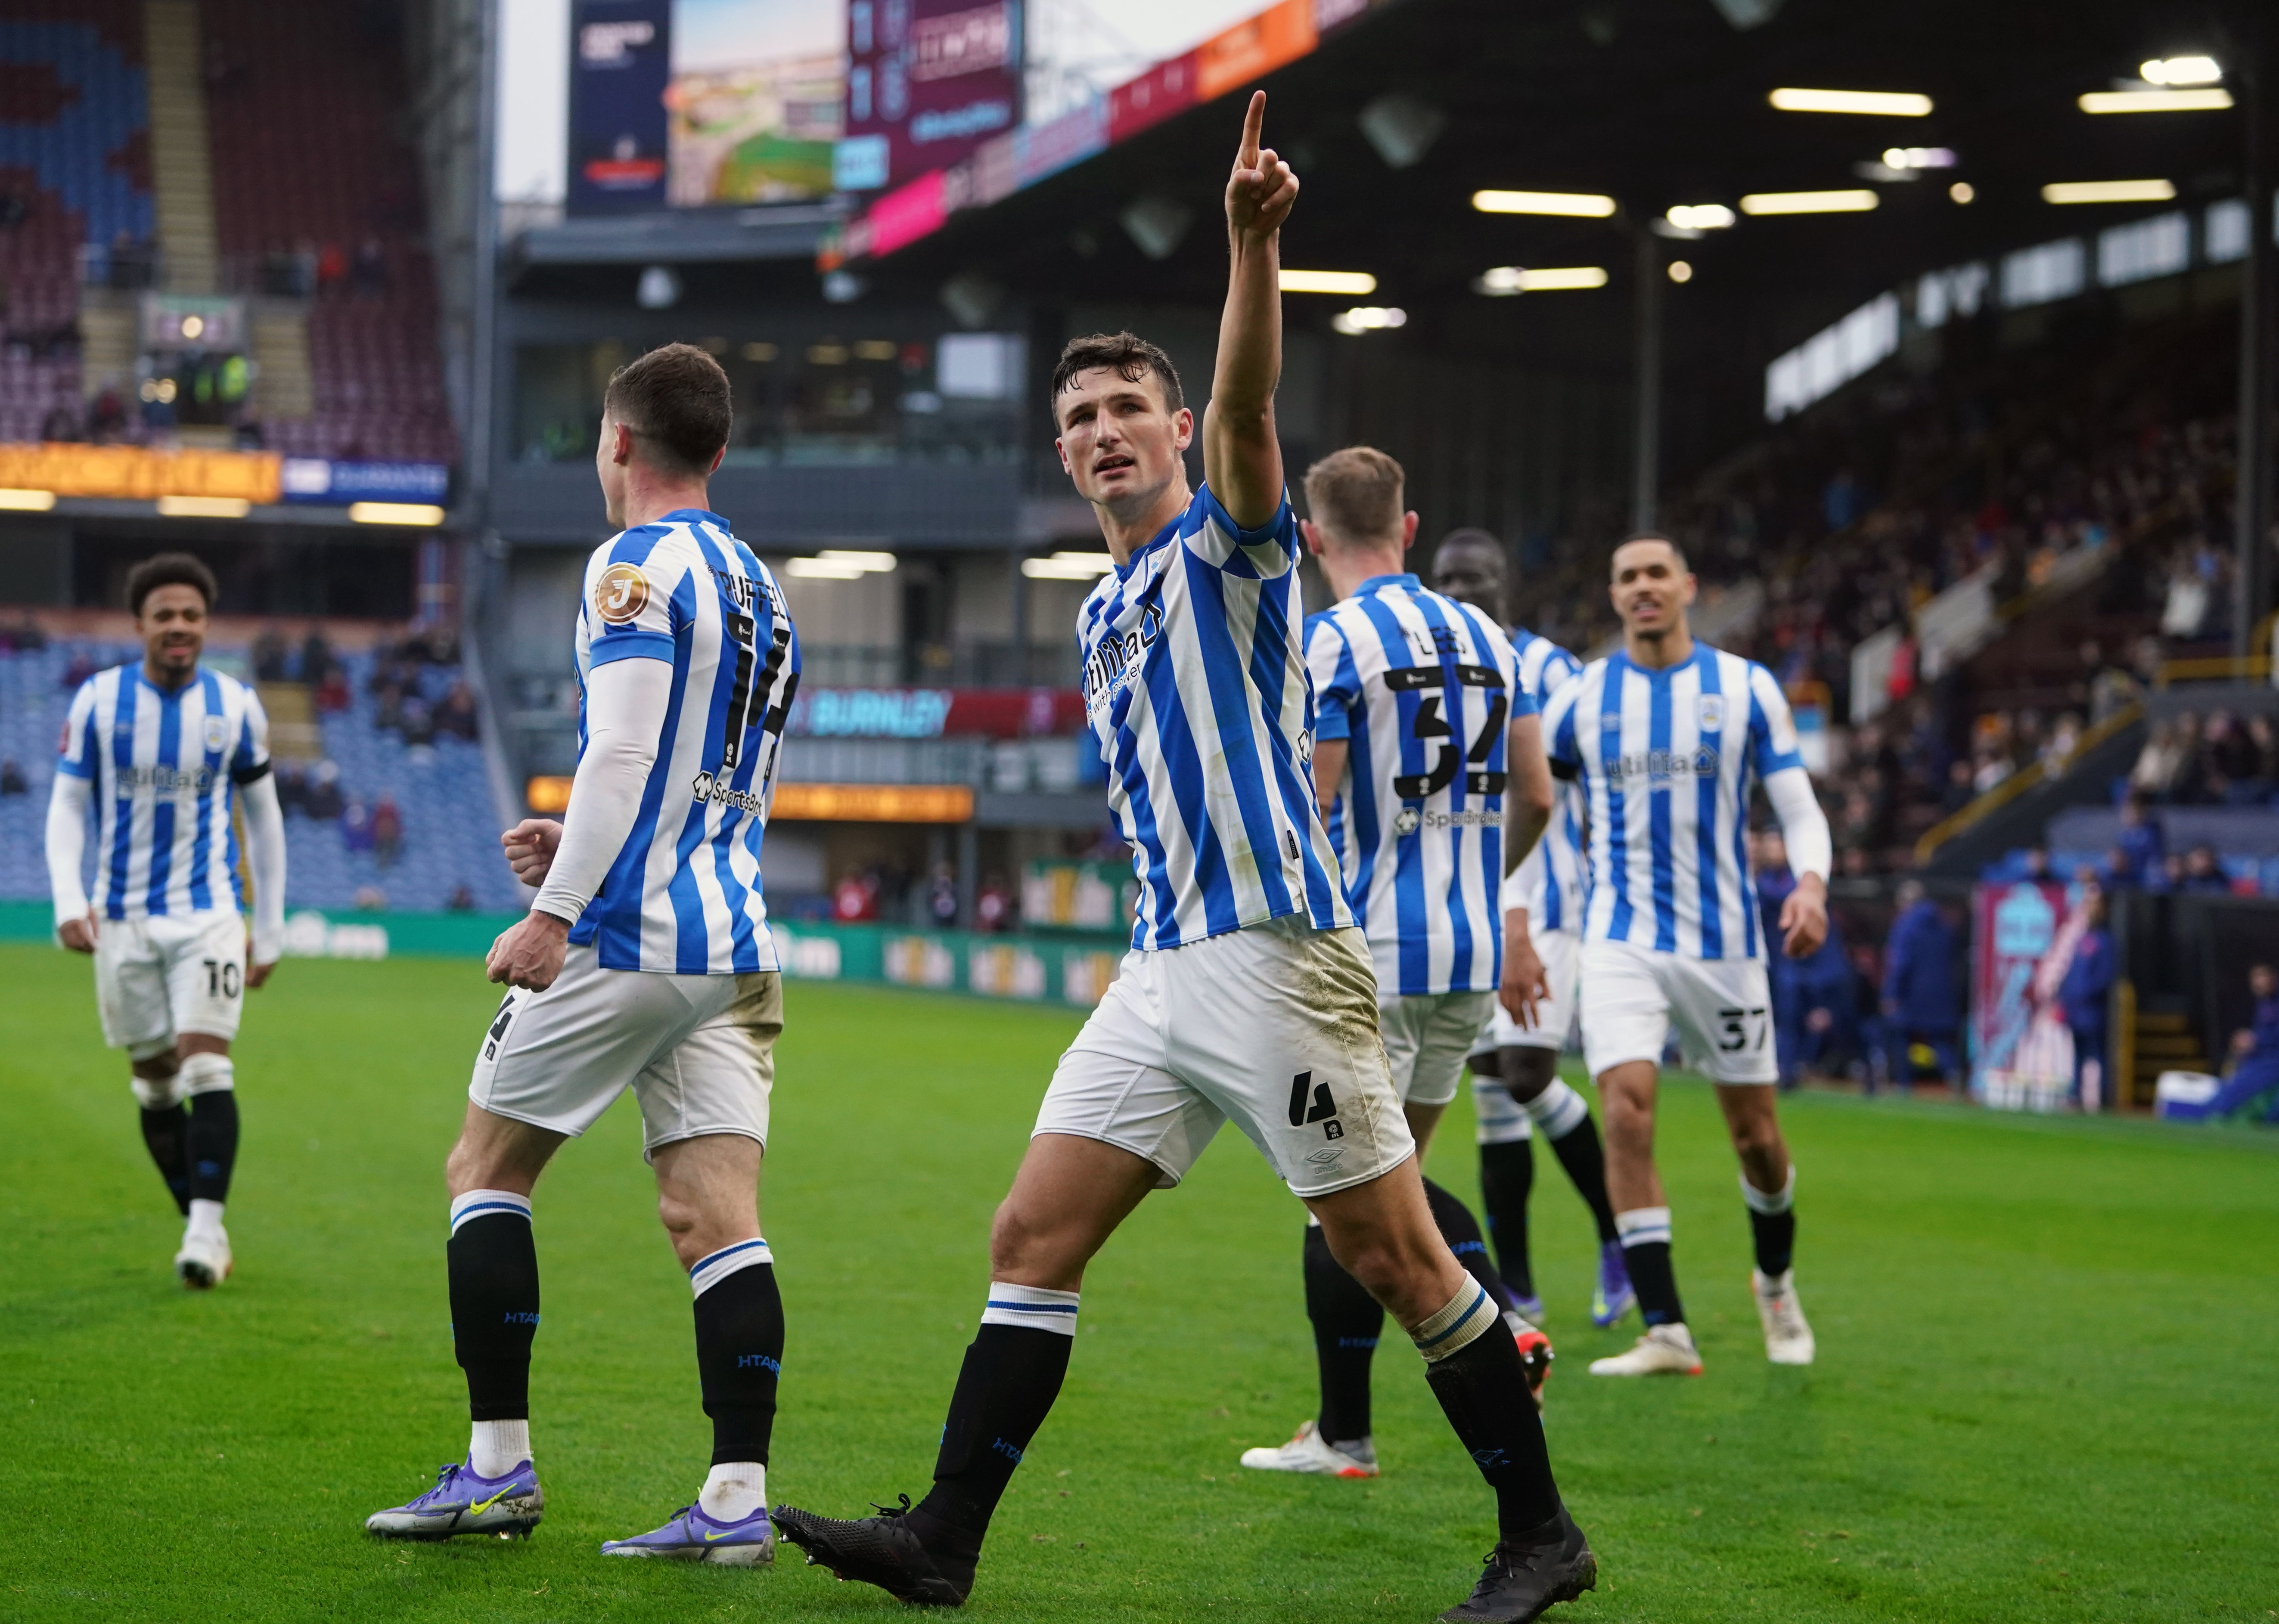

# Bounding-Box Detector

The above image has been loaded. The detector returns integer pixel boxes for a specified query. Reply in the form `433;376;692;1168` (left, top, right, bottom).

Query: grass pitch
1;943;2275;1623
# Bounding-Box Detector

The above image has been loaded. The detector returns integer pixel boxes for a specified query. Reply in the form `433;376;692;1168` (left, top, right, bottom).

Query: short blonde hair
1304;446;1405;545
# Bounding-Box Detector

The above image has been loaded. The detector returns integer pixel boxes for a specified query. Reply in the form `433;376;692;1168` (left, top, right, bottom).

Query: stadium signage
823;0;1386;267
770;783;975;822
786;687;1087;739
0;443;281;503
566;0;672;213
841;0;1023;195
279;459;451;505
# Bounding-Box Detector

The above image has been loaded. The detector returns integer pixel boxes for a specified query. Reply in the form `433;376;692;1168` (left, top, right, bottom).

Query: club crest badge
594;562;649;625
1697;694;1726;733
203;715;228;752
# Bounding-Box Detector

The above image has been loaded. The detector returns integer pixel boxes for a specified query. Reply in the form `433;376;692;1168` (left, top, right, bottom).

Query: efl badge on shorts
203;715;228;752
1697;694;1726;733
594;562;649;624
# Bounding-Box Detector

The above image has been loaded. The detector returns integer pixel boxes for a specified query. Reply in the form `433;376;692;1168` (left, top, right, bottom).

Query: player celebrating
1432;531;1632;1328
1237;449;1555;1484
47;553;285;1290
772;96;1596;1623
1539;536;1830;1376
365;344;802;1559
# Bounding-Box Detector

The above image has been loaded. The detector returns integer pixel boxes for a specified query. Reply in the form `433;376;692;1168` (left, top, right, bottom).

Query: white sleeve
45;771;91;928
1764;765;1832;882
239;772;287;963
530;656;672;926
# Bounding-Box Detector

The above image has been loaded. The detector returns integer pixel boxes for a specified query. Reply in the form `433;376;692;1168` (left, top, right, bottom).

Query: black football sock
1742;1168;1798;1277
447;1191;540;1421
910;1286;1077;1558
1413;1285;1563;1539
1615;1209;1686;1327
1545;1111;1621;1244
139;1102;193;1215
1423;1177;1515;1313
185;1088;239;1205
691;1243;784;1466
1303;1222;1384;1450
1475;1139;1537;1300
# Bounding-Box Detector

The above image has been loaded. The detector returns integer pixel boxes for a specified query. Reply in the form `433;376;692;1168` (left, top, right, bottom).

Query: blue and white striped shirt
1305;575;1531;998
1077;485;1353;951
1542;643;1804;961
56;664;270;920
568;509;801;975
1505;629;1587;934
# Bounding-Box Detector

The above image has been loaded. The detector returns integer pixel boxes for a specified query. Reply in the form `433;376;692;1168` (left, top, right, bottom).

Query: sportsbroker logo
690;771;767;814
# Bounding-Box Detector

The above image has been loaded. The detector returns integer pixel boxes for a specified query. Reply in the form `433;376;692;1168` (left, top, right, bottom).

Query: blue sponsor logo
503;1311;540;1326
737;1354;782;1373
990;1437;1024;1463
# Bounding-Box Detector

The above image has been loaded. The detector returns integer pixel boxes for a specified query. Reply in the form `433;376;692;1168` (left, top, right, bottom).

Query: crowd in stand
2128;708;2279;806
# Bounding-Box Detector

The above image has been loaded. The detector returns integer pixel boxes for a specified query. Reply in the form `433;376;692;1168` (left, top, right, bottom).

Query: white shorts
1033;916;1414;1199
470;945;783;1157
1579;938;1778;1085
1382;989;1500;1108
1474;926;1581;1055
95;909;247;1055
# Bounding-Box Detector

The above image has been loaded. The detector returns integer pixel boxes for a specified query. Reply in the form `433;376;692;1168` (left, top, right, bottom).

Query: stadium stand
0;2;152;442
199;0;455;462
0;630;518;915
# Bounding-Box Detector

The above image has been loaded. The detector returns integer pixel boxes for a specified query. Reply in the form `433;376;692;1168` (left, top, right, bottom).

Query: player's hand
1500;917;1547;1029
501;818;564;889
488;910;570;991
57;911;97;953
1224;90;1298;241
246;950;276;990
1780;874;1829;960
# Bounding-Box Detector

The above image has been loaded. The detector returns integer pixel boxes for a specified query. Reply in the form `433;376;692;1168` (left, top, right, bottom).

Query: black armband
1549;757;1579;783
230;759;273;786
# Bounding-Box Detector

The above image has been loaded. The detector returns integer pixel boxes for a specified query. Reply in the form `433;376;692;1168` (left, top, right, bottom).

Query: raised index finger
1237;90;1265;169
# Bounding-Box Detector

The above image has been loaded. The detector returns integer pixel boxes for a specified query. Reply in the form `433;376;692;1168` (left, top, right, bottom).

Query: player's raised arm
1202;90;1297;529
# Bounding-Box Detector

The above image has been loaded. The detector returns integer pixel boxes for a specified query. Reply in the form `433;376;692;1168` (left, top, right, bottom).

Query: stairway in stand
143;0;220;294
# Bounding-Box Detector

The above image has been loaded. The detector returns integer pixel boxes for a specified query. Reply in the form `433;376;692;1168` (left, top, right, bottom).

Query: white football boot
175;1227;233;1290
1239;1420;1378;1478
1752;1269;1815;1365
1587;1322;1702;1377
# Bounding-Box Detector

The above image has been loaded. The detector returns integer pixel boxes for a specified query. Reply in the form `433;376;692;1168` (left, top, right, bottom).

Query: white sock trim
177;1052;233;1095
1615;1206;1672;1248
1410;1281;1499;1362
1523;1079;1590;1138
1740;1167;1795;1215
980;1280;1081;1336
186;1197;226;1240
689;1237;774;1297
699;1460;768;1520
449;1188;532;1234
469;1418;530;1478
1472;1080;1535;1145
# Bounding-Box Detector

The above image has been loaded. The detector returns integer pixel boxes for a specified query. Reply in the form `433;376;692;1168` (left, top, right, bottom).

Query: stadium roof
832;0;2261;372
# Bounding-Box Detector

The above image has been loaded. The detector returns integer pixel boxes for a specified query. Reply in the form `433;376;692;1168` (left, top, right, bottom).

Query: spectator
2058;886;2115;1107
351;236;388;297
2081;640;2137;726
2180;843;2230;893
1940;757;1975;816
1881;879;1960;1088
353;884;388;912
275;760;307;814
2129;719;2185;799
436;680;480;741
341;794;373;852
87;380;126;442
300;628;335;686
252;626;290;682
306;759;344;819
975;874;1014;933
314;664;351;714
315;240;348;294
2202;963;2279;1123
832;871;879;922
61;648;97;690
39;402;79;442
446;883;476;913
0;757;26;796
2111;793;2163;886
400;697;436;750
926;862;959;929
372;794;404;867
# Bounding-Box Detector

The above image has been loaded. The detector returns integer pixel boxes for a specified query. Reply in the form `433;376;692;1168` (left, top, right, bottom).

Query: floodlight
1666;204;1736;231
1768;88;1932;116
2079;89;2232;113
348;502;446;526
1472;267;1608;295
2140;56;2220;85
1330;306;1408;333
1738;189;1880;215
2042;180;2176;205
1470;190;1618;217
1280;270;1379;294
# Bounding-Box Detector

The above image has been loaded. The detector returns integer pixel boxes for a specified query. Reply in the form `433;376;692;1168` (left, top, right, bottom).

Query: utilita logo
690;771;767;814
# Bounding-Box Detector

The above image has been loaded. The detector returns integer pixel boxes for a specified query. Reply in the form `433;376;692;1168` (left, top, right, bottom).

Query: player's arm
48;681;98;951
1201;91;1297;531
232;691;284;985
1310;738;1348;815
494;655;672;990
45;770;94;951
1500;883;1546;1029
1748;665;1830;958
1503;711;1553;876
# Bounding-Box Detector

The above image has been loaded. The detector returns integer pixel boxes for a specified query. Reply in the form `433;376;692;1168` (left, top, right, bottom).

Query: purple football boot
602;1502;776;1565
1591;1239;1637;1328
366;1457;543;1539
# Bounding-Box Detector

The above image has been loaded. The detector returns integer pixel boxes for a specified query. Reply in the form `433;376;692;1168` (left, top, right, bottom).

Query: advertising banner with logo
567;0;674;214
1971;880;2086;1111
838;0;1022;194
668;0;845;206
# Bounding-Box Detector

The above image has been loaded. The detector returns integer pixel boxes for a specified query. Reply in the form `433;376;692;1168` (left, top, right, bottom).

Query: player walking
1238;449;1556;1484
46;553;285;1289
772;96;1596;1623
365;344;803;1560
1539;537;1829;1376
1431;531;1632;1328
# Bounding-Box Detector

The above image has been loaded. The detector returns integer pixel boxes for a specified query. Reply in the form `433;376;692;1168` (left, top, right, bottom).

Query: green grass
1;943;2275;1622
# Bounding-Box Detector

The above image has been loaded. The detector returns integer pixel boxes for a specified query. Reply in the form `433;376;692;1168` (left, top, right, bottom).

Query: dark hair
1434;527;1505;562
125;552;218;616
1303;446;1404;542
1050;331;1183;419
1611;532;1690;573
602;342;733;476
